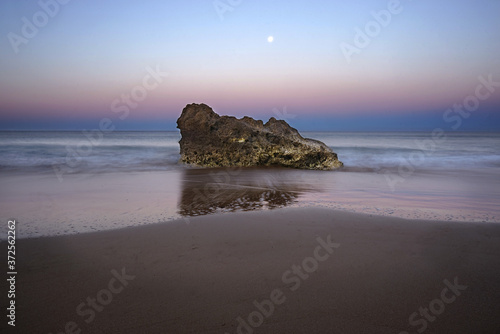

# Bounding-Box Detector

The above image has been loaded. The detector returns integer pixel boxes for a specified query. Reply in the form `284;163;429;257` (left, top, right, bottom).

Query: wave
1;131;499;174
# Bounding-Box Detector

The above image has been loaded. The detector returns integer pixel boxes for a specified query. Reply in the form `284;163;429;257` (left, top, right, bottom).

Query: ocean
1;131;500;174
0;131;182;174
1;130;500;238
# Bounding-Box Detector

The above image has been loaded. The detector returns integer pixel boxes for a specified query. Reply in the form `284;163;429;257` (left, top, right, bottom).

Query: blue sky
0;0;499;131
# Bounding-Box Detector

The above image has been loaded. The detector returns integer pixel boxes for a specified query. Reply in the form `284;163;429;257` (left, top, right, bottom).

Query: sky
0;0;499;131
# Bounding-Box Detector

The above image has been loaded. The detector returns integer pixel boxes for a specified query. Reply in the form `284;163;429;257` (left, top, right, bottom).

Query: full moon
267;36;274;43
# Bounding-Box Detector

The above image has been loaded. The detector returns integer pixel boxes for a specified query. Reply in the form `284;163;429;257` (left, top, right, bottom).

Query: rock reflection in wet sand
178;167;322;217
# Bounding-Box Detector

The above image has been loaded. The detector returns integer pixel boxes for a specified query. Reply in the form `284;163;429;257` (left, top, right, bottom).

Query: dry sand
3;207;500;333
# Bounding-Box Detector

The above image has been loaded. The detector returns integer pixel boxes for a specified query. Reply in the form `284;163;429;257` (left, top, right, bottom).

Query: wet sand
3;207;500;333
1;167;499;239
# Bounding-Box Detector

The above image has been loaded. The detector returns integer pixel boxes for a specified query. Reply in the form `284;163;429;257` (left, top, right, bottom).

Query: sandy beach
4;207;500;333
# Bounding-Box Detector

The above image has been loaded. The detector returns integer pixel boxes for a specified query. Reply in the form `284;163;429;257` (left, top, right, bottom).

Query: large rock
176;103;343;170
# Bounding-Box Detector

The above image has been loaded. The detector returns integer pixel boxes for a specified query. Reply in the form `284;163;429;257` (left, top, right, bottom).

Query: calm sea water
1;131;500;238
1;131;499;173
